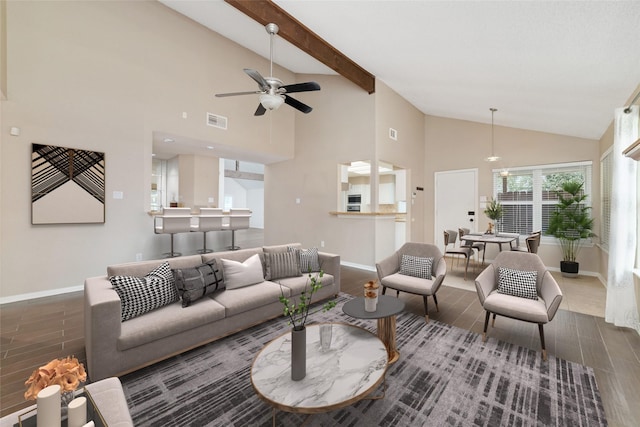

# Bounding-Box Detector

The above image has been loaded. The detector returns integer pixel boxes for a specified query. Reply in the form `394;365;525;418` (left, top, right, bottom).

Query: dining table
460;233;518;270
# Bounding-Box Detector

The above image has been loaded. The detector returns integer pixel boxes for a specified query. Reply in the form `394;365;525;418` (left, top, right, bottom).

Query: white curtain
605;106;639;333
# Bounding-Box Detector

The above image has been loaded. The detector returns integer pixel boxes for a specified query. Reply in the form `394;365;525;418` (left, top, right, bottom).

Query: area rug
120;294;607;426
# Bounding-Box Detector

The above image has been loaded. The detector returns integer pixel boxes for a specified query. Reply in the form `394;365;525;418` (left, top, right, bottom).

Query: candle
37;384;61;427
67;396;87;427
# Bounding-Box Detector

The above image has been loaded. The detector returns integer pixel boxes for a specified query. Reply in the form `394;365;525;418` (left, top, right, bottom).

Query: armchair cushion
497;267;538;300
400;255;433;279
483;291;549;323
381;272;439;297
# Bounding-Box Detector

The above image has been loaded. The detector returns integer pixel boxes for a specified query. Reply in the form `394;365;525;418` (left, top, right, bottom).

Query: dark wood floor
1;266;639;426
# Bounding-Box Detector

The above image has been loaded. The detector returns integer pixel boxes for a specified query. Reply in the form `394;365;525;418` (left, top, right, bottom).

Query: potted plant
484;197;503;234
546;180;595;277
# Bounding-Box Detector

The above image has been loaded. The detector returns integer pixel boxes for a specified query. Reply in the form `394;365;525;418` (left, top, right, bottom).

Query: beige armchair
475;251;563;360
376;242;447;322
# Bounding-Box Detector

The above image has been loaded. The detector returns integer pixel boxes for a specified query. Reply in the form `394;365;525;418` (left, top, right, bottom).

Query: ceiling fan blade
244;68;270;91
284;95;312;114
215;90;261;98
281;82;321;94
254;103;267;116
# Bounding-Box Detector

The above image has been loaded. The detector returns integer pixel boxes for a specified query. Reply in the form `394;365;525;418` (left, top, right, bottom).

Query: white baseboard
340;261;376;272
0;285;83;305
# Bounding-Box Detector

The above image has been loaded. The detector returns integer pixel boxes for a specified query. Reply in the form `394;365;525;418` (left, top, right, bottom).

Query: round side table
342;295;405;364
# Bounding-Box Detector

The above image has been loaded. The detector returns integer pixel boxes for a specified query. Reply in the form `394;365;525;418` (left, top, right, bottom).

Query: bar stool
154;207;192;257
227;208;251;250
191;208;225;253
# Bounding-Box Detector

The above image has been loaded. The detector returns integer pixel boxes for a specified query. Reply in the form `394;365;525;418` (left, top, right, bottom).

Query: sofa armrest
475;265;497;305
84;276;123;382
431;258;447;293
318;251;340;292
376;252;400;281
85;377;133;427
540;270;563;321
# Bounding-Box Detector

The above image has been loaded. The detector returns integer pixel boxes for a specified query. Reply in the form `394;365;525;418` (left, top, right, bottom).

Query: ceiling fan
215;23;321;116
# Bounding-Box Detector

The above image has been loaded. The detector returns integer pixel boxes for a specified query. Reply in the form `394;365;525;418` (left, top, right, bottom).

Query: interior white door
434;169;478;249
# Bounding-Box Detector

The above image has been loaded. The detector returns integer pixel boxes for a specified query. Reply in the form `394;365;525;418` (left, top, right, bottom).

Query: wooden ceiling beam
225;0;375;94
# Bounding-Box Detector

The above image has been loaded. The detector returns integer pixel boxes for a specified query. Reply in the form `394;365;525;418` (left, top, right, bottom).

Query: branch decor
279;271;336;330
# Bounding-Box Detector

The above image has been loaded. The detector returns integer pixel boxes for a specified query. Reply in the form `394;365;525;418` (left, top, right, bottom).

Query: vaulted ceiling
160;0;640;140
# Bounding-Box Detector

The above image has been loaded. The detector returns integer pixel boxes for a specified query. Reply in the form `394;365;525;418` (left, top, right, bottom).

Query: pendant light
485;108;501;162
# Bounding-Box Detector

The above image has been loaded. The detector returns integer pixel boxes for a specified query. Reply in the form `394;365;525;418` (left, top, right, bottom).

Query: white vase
365;297;377;312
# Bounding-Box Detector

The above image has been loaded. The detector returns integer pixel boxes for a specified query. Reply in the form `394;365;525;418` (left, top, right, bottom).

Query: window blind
493;161;593;236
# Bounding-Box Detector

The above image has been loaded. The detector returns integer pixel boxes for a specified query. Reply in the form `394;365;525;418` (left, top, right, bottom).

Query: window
600;149;613;252
492;161;592;236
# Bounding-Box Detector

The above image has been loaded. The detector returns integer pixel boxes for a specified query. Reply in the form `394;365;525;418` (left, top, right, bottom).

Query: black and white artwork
31;143;105;224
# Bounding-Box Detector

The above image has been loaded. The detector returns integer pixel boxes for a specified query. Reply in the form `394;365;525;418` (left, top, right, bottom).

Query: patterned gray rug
120;294;607;426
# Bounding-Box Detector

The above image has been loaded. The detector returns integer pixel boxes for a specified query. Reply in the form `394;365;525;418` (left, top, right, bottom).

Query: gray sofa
84;243;340;382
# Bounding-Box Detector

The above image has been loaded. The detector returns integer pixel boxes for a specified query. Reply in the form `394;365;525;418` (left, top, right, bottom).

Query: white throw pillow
221;254;264;290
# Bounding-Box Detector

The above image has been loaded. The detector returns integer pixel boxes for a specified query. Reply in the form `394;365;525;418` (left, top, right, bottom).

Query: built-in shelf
623;137;640;161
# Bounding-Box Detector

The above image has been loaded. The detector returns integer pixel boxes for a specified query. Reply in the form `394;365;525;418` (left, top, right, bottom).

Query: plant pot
561;261;579;278
291;327;306;381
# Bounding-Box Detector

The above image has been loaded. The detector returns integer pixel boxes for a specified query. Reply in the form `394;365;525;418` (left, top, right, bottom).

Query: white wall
0;1;295;300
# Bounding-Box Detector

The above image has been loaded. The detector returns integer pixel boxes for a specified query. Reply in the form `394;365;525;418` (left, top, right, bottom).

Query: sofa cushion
221;254;264;290
497;267;538;300
212;281;287;317
118;297;226;351
173;259;223;307
288;246;321;273
277;273;334;296
264;251;301;281
400;255;433;279
110;262;179;321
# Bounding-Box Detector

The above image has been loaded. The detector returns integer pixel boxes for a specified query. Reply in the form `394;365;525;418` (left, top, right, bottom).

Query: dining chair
443;230;475;280
459;227;485;263
512;231;541;254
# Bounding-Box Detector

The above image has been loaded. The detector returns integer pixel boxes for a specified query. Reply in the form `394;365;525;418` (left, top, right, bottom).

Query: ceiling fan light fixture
259;93;284;110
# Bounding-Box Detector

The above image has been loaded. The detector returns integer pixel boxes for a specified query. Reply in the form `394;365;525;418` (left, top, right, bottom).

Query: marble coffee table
250;323;388;425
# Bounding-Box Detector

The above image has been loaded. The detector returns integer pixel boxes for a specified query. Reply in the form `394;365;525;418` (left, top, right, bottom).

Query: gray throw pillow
289;246;321;273
400;254;433;279
497;267;538;300
173;260;223;307
110;261;179;321
265;251;301;281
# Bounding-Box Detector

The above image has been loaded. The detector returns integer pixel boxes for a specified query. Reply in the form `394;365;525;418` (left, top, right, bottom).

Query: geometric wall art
31;143;105;224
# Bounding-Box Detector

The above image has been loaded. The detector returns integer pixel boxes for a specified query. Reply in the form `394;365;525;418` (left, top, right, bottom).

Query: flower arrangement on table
24;356;87;400
279;271;337;331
